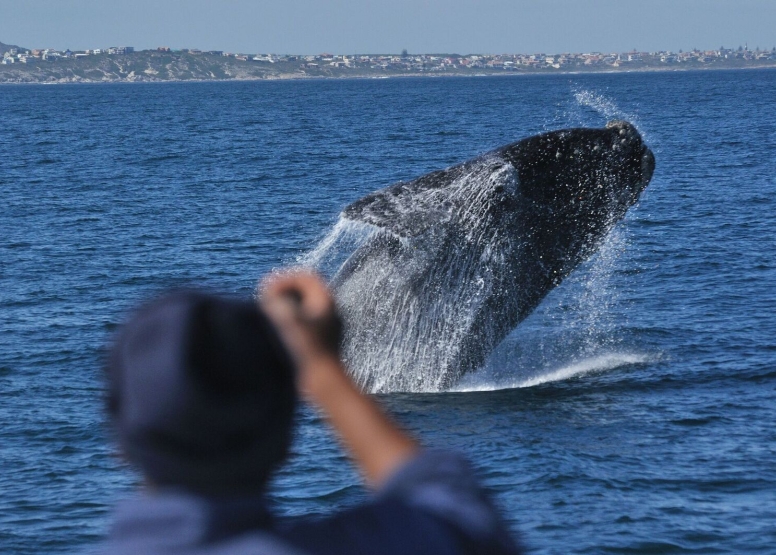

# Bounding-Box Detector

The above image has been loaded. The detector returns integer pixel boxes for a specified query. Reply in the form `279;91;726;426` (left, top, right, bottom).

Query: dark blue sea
1;70;775;554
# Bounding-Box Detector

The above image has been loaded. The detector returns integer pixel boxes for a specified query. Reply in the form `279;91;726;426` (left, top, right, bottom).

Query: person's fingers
261;293;297;328
260;271;333;321
260;270;343;370
260;274;302;325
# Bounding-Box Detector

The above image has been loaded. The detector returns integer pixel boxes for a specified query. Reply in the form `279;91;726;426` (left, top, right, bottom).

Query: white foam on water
453;352;651;392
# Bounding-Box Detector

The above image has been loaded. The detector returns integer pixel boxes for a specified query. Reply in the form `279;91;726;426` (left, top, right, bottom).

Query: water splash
571;88;651;145
453;226;636;390
574;89;625;122
305;157;522;393
296;218;376;277
300;167;637;392
453;352;651;392
566;227;628;355
295;109;649;393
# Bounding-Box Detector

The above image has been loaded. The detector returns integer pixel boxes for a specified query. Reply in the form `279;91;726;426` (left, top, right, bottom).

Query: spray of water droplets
571;88;653;148
454;224;650;391
299;158;525;393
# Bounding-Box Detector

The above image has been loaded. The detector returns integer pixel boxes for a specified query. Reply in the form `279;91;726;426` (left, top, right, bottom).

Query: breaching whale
328;121;655;393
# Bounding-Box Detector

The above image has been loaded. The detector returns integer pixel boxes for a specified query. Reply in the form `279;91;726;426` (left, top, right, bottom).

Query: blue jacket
93;451;522;554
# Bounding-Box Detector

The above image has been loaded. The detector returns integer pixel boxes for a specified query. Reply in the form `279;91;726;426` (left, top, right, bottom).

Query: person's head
106;291;297;496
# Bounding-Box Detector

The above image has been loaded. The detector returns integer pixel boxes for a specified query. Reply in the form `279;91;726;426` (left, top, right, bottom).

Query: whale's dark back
330;122;654;392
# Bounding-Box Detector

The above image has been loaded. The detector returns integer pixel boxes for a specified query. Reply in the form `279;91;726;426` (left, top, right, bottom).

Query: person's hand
259;271;344;393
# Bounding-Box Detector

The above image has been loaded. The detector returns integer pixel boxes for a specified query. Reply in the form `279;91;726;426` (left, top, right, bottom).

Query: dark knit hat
106;291;297;495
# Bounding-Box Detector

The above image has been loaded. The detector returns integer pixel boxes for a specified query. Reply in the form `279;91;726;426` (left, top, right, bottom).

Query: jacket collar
109;490;273;548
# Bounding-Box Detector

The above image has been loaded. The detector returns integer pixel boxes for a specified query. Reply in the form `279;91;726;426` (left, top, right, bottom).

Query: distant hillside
0;51;309;83
0;40;24;54
1;47;774;84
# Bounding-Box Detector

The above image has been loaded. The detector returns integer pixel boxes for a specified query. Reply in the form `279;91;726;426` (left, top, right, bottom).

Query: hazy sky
1;0;774;55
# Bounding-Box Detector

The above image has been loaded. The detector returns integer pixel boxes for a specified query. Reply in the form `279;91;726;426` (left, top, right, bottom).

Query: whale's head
502;121;655;283
339;121;654;286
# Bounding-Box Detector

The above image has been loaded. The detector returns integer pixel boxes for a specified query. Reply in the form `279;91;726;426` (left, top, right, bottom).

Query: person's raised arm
260;271;419;489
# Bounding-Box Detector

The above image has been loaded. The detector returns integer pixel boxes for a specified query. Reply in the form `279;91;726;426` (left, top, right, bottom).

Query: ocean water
1;70;775;553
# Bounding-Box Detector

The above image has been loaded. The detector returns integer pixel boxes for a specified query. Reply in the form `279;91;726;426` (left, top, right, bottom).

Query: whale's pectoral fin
342;168;459;238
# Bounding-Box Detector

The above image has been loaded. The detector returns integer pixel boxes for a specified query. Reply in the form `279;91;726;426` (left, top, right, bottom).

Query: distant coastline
2;44;775;84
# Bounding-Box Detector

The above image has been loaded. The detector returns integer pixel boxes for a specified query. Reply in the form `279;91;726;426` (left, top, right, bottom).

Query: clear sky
1;0;774;55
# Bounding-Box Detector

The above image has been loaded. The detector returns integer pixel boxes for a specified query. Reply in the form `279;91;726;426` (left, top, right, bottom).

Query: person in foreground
98;271;522;554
